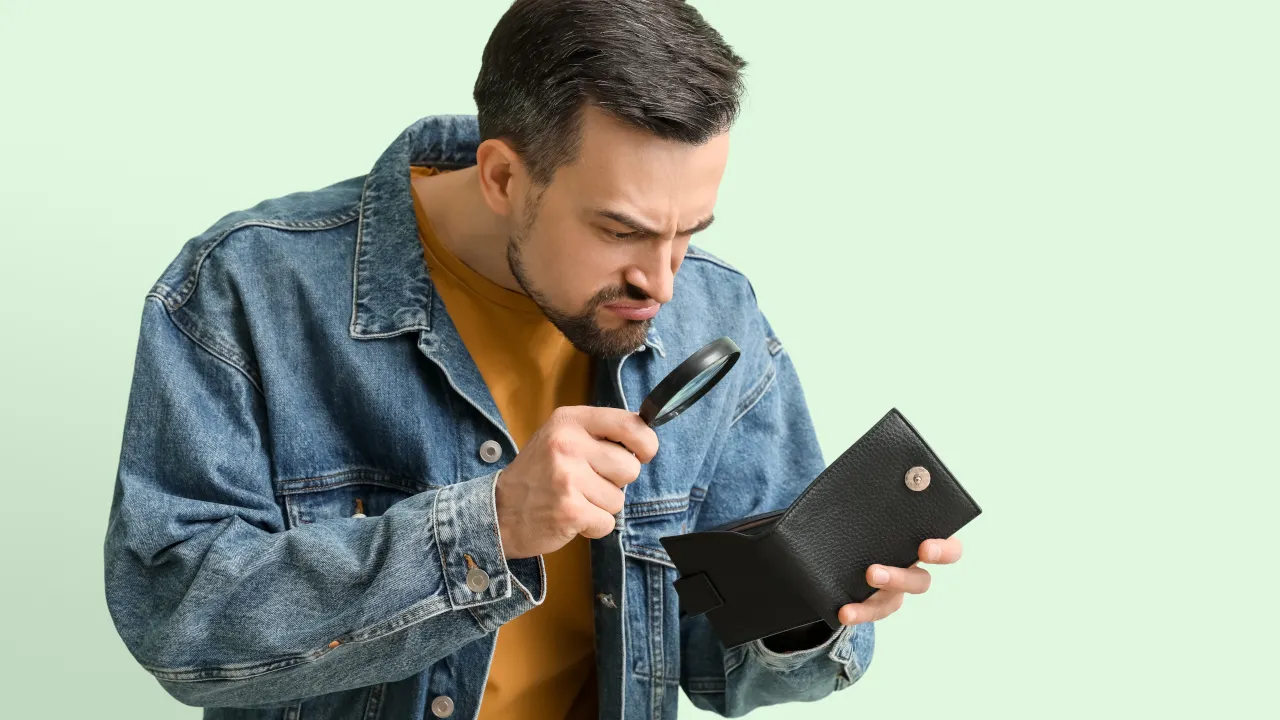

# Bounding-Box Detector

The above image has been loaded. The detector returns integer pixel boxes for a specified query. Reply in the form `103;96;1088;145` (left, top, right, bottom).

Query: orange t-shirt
409;166;599;720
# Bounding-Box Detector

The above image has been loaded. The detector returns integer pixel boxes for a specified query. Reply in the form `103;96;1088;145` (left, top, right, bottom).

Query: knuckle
581;515;613;539
557;500;586;531
549;464;575;492
545;430;575;456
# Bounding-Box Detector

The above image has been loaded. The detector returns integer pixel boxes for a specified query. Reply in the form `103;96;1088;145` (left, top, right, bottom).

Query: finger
576;502;618;539
579;407;659;462
919;536;963;564
579;474;626;516
839;591;905;625
867;564;932;594
584;439;643;488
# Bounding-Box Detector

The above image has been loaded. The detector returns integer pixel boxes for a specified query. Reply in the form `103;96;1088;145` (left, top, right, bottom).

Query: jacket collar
347;113;664;355
349;114;480;339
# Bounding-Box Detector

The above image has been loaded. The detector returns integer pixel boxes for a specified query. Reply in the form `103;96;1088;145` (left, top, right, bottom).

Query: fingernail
871;567;889;585
928;543;941;562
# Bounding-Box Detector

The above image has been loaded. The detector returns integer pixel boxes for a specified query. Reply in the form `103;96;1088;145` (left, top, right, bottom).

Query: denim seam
361;682;385;720
630;670;681;684
724;648;747;677
648;562;665;715
168;211;359;311
146;295;265;397
684;677;726;695
274;470;433;496
624;496;690;518
683;248;743;277
621;545;675;568
144;595;452;682
730;360;777;426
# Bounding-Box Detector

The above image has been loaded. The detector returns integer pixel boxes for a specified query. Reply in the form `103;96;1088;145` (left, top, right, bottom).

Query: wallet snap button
906;466;931;491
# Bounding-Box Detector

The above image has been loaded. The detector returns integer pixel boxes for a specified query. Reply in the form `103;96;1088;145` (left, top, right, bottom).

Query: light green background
2;1;1275;717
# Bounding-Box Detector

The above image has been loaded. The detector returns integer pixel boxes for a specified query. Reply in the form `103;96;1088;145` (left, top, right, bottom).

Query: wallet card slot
706;507;785;534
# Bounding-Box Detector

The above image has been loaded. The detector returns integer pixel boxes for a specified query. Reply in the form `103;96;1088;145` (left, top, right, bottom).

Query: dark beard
507;235;652;359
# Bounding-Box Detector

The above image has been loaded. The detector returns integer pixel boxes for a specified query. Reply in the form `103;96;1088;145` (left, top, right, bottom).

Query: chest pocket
277;470;427;528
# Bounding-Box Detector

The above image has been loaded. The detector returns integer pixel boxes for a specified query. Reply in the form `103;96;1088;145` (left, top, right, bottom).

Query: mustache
587;283;652;307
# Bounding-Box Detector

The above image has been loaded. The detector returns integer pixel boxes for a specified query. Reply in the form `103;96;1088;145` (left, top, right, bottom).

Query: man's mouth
603;301;661;321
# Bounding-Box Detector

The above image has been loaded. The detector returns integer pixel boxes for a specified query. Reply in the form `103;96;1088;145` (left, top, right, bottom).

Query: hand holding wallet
658;408;982;649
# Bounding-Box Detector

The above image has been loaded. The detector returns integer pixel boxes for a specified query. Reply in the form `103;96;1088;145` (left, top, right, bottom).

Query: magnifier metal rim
638;336;741;427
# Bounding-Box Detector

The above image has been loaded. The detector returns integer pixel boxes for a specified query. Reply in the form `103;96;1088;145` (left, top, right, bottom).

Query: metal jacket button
430;695;454;718
479;440;502;464
466;567;490;593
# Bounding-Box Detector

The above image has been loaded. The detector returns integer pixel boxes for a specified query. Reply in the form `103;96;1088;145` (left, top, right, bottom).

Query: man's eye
604;228;636;240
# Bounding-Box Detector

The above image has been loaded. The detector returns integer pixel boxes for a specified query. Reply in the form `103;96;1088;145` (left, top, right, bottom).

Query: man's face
506;108;730;358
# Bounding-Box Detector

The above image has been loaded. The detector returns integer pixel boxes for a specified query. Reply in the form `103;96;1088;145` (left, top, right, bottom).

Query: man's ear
475;138;525;219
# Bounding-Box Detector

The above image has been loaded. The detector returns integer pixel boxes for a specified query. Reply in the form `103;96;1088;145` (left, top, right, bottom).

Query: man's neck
410;166;524;294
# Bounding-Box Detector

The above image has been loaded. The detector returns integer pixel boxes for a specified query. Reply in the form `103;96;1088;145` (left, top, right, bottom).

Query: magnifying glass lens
659;356;732;417
637;336;742;428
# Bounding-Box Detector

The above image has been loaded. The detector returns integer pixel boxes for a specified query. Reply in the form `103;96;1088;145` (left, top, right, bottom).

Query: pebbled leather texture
659;408;982;648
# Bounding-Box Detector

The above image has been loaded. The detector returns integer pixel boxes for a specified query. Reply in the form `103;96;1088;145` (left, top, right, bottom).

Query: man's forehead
560;109;729;218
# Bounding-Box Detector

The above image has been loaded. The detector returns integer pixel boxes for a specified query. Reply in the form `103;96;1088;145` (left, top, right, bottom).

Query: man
104;1;963;719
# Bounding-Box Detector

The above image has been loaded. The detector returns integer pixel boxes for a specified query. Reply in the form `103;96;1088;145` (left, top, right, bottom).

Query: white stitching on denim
730;361;776;426
349;174;373;336
146;295;266;397
361;682;385;720
622;545;676;568
649;562;665;715
145;594;453;682
172;210;358;311
683;247;743;276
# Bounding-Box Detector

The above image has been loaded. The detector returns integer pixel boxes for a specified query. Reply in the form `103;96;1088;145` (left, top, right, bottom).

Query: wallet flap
658;529;821;648
671;572;724;617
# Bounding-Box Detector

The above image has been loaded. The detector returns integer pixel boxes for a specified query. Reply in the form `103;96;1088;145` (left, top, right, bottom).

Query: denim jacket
104;115;874;720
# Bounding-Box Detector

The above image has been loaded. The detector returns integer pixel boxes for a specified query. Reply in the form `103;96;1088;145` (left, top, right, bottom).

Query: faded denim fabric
104;115;875;720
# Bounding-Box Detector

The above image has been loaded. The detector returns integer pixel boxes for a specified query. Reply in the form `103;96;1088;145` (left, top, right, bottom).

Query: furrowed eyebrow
596;210;716;237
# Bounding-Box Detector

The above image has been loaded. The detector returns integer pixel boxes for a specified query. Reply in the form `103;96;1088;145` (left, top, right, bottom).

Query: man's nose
629;244;675;304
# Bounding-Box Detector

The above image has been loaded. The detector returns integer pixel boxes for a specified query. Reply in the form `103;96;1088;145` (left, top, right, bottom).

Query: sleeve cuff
746;619;873;676
432;470;546;632
748;623;842;672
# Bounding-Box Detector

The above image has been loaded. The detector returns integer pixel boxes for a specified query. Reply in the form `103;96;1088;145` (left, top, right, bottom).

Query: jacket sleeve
103;296;545;709
677;308;874;717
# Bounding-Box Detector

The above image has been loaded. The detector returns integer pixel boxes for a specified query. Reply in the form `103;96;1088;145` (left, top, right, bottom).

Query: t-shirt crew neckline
409;165;545;317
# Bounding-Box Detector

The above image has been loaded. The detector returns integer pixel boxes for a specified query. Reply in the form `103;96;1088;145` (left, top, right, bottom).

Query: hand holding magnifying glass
495;337;741;560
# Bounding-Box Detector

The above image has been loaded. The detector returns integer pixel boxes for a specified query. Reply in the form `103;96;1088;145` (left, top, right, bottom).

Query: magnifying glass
637;336;741;427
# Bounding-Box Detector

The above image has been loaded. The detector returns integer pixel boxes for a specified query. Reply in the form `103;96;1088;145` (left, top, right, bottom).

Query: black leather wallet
658;408;982;649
